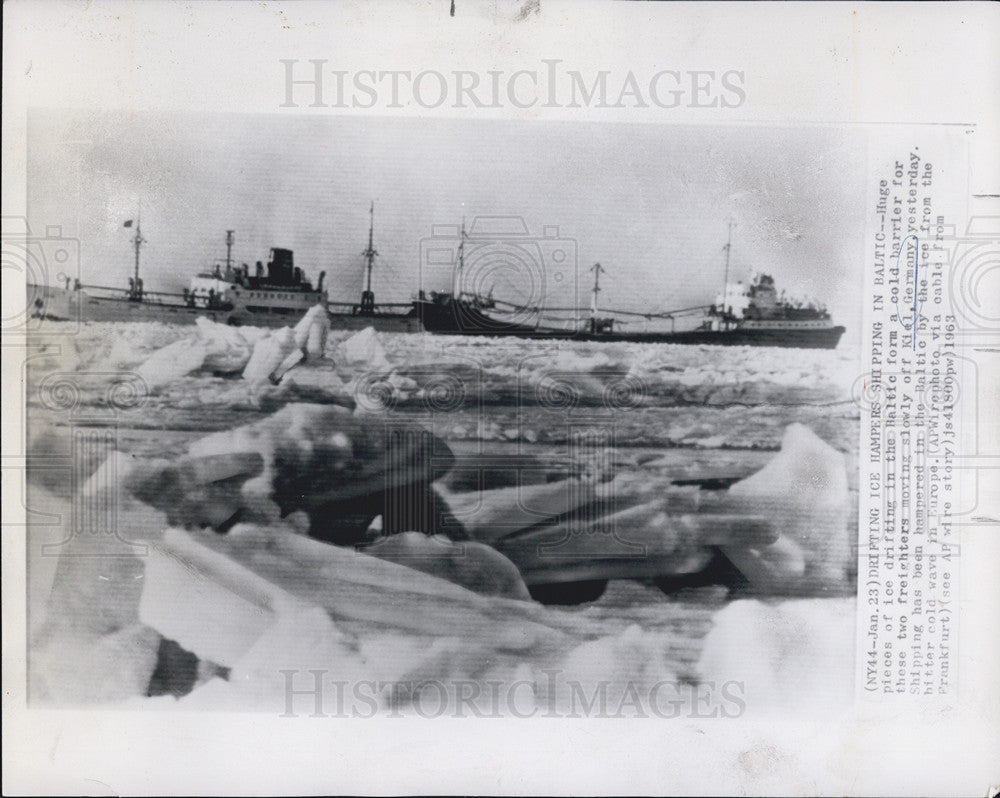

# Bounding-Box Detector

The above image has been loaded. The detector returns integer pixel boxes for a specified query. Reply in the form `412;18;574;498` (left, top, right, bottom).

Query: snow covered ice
25;321;860;714
697;597;855;715
242;327;301;385
336;325;391;372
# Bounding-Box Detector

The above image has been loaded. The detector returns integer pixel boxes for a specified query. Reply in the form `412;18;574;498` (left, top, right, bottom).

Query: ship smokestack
318;270;326;292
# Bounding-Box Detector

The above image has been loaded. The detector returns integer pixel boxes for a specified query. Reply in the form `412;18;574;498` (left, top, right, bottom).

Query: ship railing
490;296;712;320
472;296;719;334
85;284;190;301
326;300;415;314
83;283;230;309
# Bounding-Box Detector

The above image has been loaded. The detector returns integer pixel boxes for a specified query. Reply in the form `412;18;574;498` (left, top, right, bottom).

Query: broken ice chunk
242;327;298;385
41;452;169;634
277;366;350;403
272;347;305;381
696;598;855;714
123;450;268;530
139;527;327;667
305;320;327;359
184;403;456;544
366;532;530;600
721;423;850;593
136;339;208;389
195;317;256;373
337;326;391;371
29;453;172;703
227;606;357;702
30;623;163;704
292;304;330;359
555;624;679;706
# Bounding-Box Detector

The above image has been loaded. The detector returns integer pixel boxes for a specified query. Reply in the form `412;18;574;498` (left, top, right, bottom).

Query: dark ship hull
325;301;423;333
326;312;422;332
416;297;846;349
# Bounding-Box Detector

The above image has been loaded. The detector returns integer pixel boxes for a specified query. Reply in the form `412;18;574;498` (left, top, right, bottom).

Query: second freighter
415;219;845;349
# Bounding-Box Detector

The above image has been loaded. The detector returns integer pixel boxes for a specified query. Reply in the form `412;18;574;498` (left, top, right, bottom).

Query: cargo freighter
29;206;421;332
415;220;845;349
30;211;844;348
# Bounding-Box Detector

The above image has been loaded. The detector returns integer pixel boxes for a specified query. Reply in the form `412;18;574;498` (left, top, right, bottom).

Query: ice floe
136;338;209;389
697;597;855;714
722;423;850;593
336;325;391;372
292;304;330;358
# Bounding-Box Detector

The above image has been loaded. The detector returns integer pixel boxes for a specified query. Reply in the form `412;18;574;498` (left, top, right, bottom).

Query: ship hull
416;299;846;349
29;284;420;331
30;285;232;325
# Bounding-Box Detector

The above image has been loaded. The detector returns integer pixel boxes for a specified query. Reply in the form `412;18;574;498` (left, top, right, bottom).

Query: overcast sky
28;110;867;331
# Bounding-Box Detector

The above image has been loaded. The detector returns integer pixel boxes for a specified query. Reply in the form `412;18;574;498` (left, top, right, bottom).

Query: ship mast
130;216;145;301
721;217;734;320
455;217;467;298
225;230;234;273
360;202;377;314
589;262;604;332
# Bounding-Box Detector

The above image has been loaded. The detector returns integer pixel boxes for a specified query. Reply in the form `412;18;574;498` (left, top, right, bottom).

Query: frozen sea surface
25;322;861;713
27;321;861;453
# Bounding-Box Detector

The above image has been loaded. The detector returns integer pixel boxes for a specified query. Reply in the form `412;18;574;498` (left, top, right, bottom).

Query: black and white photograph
3;2;997;795
22;110;864;714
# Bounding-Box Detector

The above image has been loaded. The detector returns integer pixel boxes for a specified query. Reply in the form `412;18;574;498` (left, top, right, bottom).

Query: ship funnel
318;270;326;292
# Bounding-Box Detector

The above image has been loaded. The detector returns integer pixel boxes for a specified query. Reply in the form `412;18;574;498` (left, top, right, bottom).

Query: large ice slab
139;526;336;666
292;304;330;359
722;423;850;593
136;339;208;389
29;453;171;703
242;327;299;385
